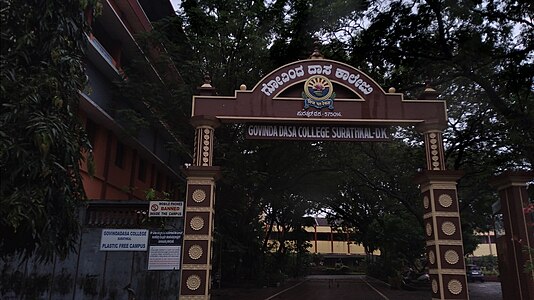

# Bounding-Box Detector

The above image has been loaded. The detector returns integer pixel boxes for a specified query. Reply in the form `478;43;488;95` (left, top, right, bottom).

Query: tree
0;0;98;261
321;141;427;274
179;0;274;94
349;0;534;166
337;0;533;256
101;0;532;285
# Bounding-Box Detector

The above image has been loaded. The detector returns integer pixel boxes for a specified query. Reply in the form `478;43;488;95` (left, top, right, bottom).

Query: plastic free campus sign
100;229;149;251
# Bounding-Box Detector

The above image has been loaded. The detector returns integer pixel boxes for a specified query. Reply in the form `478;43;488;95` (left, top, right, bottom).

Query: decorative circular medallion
186;275;201;290
202;157;209;163
188;245;203;260
432;156;439;161
304;75;333;101
423;196;430;209
448;279;462;295
190;216;205;231
441;221;456;236
192;189;207;203
430;138;437;144
202;152;209;157
203;146;209;151
426;223;433;236
432;161;440;167
439;194;453;208
429;133;437;139
431;150;438;156
432;279;438;294
445;250;459;265
428;250;435;265
203;128;210;134
431;144;438;150
203;140;209;146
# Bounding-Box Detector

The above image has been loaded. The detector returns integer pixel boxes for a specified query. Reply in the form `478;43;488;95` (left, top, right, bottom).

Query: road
212;275;502;300
264;275;429;300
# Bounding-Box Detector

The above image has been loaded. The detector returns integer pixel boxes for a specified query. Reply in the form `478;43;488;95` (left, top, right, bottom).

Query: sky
170;0;181;13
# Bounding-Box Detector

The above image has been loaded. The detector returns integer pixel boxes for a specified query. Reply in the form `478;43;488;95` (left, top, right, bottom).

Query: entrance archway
179;56;469;300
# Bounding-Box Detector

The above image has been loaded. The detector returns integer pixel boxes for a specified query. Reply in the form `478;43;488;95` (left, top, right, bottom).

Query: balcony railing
89;35;115;67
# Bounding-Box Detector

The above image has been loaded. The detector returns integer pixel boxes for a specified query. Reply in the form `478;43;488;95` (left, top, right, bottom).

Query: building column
490;171;534;300
416;123;469;300
179;116;220;300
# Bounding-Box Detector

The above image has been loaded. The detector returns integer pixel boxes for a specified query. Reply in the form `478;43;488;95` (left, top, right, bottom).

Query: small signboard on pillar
148;231;183;270
149;201;184;217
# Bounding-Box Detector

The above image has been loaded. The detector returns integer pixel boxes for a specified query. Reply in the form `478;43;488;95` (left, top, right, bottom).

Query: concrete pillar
490;171;534;300
416;122;469;300
179;116;220;300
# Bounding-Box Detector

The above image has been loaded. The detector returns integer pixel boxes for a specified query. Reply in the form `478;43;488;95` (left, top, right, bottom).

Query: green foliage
121;0;533;286
0;0;97;261
524;246;534;278
322;141;426;260
180;0;274;93
172;0;534;284
350;0;534;166
113;16;198;165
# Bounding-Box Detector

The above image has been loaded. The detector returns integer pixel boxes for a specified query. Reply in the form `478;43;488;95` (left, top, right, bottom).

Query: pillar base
415;170;469;300
490;171;534;300
179;166;221;299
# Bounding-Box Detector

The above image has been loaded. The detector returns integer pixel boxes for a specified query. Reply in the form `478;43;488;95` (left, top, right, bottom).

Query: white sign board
148;246;181;270
149;201;184;217
148;231;182;270
100;229;149;251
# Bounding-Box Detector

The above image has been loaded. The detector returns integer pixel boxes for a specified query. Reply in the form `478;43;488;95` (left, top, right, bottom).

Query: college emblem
302;75;335;110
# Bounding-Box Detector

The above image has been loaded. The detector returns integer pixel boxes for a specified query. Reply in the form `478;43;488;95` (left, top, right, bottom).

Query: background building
268;217;379;268
471;231;498;257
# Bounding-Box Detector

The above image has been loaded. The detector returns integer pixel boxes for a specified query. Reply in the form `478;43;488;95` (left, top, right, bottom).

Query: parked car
466;264;485;282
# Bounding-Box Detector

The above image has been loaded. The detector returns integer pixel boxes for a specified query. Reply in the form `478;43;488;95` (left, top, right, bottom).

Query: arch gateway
179;55;468;300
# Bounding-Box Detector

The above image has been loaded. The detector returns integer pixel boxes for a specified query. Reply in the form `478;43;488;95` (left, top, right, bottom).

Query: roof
315;217;331;227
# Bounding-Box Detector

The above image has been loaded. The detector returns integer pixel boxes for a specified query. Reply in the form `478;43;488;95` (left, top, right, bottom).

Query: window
85;119;98;148
155;172;162;191
115;142;125;168
91;21;122;68
165;176;172;193
477;236;487;244
316;233;331;241
138;158;146;182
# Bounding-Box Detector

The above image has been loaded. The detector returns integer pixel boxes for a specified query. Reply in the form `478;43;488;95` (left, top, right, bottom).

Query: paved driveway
212;275;502;300
468;281;502;300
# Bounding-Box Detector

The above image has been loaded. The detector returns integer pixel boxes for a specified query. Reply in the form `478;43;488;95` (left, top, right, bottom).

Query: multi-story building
268;217;379;267
1;1;187;299
81;0;183;202
270;218;497;268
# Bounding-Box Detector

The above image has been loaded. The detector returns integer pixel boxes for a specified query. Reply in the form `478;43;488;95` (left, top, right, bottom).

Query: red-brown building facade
81;0;182;202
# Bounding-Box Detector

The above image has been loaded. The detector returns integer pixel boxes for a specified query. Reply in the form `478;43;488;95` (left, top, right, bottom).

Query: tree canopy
168;0;533;283
0;0;99;261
